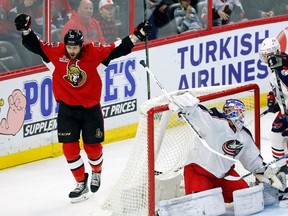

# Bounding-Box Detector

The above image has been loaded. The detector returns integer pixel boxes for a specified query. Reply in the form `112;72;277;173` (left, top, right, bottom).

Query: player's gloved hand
282;128;288;136
267;91;280;113
254;164;286;191
268;55;283;70
263;165;281;178
133;21;152;41
272;114;288;132
168;92;199;113
14;13;31;31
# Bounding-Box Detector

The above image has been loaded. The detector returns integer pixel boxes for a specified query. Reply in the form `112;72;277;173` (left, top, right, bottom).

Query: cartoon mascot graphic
0;89;26;136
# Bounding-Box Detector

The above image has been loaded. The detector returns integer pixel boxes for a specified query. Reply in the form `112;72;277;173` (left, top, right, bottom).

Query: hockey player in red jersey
259;37;288;207
14;13;152;203
168;92;286;205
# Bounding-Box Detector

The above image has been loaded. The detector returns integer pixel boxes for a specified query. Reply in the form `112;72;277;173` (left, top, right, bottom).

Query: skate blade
70;194;89;204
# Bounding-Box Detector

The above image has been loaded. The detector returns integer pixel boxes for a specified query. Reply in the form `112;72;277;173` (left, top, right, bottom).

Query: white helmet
259;38;281;63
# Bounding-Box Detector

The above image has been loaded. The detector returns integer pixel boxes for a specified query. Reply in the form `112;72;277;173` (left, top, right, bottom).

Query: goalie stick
261;109;269;117
224;153;288;181
245;109;268;127
143;0;151;99
139;60;237;162
154;109;269;176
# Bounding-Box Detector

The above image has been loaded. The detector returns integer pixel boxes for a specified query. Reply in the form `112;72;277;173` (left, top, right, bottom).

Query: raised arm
14;13;50;63
102;21;152;66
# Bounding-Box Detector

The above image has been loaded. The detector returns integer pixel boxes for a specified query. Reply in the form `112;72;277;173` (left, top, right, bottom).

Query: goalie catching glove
254;164;286;191
168;91;200;113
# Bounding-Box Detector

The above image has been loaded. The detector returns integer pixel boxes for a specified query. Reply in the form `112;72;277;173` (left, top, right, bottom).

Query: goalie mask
259;37;280;64
223;99;246;130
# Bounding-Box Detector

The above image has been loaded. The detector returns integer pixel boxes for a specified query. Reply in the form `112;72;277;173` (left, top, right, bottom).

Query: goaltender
159;92;287;215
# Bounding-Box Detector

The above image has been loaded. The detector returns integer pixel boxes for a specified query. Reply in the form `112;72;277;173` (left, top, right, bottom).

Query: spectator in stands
275;0;288;15
211;0;245;26
95;0;120;44
241;0;276;20
10;0;44;36
0;0;19;40
174;0;203;34
0;0;42;70
148;0;178;39
61;0;105;44
274;0;288;16
52;0;72;29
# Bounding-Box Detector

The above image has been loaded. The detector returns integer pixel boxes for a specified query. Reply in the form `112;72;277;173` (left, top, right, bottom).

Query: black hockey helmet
64;29;84;46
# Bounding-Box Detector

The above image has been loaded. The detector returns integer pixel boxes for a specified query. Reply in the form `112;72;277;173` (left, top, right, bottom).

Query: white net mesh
95;84;260;216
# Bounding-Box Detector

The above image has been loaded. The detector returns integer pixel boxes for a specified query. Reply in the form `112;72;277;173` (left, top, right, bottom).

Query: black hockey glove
268;55;283;70
267;91;280;113
133;21;152;41
14;13;31;31
272;114;288;133
281;128;288;136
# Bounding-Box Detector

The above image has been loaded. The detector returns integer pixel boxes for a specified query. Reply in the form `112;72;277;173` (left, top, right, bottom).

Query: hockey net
96;83;260;216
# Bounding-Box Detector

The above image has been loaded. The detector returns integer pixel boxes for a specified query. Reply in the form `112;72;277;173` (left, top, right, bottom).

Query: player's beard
68;52;81;60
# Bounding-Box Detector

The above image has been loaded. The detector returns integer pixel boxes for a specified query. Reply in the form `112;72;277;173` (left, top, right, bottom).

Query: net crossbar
95;83;260;216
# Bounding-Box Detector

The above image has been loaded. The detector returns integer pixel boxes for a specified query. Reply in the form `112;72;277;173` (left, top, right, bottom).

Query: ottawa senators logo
95;128;103;138
222;139;243;157
63;64;87;87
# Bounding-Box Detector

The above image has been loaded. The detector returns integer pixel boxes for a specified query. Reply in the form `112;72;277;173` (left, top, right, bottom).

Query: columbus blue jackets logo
222;140;243;157
63;64;87;87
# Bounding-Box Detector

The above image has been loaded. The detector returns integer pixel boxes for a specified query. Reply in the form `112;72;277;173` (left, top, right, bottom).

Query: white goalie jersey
183;104;263;178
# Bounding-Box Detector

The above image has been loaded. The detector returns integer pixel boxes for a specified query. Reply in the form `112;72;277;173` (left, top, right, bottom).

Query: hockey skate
90;171;101;193
69;173;89;203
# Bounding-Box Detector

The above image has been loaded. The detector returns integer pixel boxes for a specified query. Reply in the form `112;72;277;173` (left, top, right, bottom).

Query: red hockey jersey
40;41;115;108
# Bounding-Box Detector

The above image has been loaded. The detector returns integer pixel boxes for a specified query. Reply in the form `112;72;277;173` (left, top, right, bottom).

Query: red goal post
97;83;260;216
147;83;260;215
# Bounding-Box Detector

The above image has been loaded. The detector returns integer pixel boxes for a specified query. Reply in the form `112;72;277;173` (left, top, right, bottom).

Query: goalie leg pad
233;183;264;216
156;187;225;216
155;173;183;203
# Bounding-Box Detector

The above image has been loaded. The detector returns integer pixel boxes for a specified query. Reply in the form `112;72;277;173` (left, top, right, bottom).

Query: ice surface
0;109;287;215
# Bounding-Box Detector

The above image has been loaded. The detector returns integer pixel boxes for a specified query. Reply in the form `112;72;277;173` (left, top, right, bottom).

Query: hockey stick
274;67;288;119
154;109;270;176
245;109;269;127
224;153;288;181
140;60;237;162
260;109;269;118
143;0;151;99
